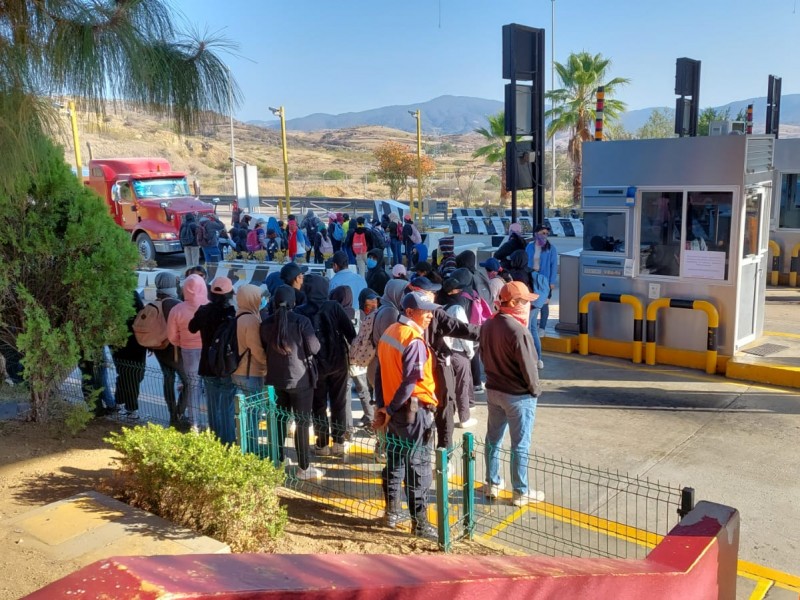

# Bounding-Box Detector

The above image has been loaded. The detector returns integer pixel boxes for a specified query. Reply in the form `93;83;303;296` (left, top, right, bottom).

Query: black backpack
207;315;244;377
311;306;347;371
179;221;196;246
369;227;386;251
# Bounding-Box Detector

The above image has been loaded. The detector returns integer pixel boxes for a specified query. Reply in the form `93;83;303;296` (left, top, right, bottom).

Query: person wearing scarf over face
437;276;478;428
525;224;558;336
480;281;545;507
506;249;543;370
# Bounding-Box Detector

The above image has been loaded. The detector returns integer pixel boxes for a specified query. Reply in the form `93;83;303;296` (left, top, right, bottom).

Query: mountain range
249;94;800;135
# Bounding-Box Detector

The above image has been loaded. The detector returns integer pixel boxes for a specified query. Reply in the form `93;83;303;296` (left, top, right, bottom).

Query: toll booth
571;134;773;359
770;139;800;284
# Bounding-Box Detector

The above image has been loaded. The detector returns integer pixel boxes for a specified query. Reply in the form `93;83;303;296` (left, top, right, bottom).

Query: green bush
106;424;287;552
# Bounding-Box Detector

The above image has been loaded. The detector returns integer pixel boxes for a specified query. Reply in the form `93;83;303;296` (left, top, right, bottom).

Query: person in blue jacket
525;224;558;335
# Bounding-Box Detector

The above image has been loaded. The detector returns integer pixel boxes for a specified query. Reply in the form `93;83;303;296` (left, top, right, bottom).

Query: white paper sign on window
682;250;726;280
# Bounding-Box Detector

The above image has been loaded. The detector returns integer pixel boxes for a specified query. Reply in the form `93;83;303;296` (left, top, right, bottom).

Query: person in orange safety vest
374;291;439;541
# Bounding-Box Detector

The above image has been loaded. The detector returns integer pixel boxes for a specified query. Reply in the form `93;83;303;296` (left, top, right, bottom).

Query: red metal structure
26;501;739;599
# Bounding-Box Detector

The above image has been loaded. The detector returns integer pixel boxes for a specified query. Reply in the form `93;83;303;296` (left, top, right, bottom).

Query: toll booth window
685;191;732;279
582;212;626;253
742;191;763;258
779;174;800;228
639;191;683;276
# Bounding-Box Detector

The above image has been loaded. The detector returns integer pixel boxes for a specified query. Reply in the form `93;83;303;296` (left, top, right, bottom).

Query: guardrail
645;298;719;374
578;293;644;363
768;239;781;286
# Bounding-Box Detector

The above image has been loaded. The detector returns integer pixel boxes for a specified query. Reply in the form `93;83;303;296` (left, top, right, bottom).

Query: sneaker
473;382;485;393
383;512;404;529
455;417;478;428
539;328;546;337
331;441;350;456
512;489;545;507
288;419;297;435
315;444;332;456
413;522;438;541
485;479;505;499
537;360;544;369
296;466;325;480
125;410;139;420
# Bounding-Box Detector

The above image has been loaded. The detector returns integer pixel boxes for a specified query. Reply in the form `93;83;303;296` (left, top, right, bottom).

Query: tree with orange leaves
374;141;435;200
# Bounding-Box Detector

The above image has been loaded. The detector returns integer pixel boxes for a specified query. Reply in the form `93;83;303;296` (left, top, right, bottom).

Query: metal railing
236;388;687;557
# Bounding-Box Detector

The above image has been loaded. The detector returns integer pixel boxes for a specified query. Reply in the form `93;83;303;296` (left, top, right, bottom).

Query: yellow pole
278;106;290;219
67;101;82;176
415;109;422;223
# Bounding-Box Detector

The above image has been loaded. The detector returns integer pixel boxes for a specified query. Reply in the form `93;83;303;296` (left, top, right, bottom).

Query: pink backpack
462;291;493;325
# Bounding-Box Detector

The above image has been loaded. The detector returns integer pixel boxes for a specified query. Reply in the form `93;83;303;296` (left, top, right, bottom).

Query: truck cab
86;158;216;261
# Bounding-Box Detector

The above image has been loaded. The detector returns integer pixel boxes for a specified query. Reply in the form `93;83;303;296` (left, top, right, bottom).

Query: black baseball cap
280;262;308;283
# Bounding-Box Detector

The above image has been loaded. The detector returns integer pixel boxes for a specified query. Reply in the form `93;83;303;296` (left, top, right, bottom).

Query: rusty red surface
25;501;739;600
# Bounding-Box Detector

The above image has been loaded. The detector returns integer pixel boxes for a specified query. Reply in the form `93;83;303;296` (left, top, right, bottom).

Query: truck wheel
135;233;156;262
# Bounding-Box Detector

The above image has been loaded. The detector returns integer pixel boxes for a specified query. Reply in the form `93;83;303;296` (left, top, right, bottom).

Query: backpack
179;221;196;247
319;233;334;256
196;220;207;246
246;229;260;252
461;290;493;326
332;222;344;242
132;301;169;350
530;271;549;309
349;312;377;367
370;228;386;251
207;314;243;377
409;223;422;245
311;308;346;371
352;231;368;255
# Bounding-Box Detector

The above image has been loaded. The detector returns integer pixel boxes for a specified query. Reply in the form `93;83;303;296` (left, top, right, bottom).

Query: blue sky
171;0;800;123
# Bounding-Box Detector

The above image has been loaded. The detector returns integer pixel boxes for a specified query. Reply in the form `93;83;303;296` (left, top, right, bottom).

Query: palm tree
473;111;508;202
0;0;239;195
546;52;629;203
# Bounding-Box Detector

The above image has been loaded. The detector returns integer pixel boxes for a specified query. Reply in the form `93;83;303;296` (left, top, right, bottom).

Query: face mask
366;258;378;269
259;297;268;310
535;233;547;246
499;302;531;327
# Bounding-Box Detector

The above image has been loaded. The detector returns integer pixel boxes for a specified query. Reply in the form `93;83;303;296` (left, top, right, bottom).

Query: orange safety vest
377;321;437;408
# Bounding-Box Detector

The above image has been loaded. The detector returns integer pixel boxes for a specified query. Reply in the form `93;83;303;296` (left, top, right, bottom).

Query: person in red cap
189;276;237;444
480;281;544;507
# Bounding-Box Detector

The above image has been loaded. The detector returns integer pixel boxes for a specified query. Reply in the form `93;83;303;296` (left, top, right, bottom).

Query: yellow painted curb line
726;360;800;389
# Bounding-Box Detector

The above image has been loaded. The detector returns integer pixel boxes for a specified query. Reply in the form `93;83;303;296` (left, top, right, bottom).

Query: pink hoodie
167;275;209;350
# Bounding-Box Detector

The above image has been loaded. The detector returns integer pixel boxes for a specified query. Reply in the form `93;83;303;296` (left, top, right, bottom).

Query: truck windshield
132;177;191;199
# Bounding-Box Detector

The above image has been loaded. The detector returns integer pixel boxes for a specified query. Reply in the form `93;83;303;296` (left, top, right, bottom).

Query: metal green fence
236;388;688;556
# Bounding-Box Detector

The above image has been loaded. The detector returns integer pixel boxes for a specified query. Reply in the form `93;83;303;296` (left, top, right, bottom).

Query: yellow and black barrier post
790;242;800;288
578;292;643;363
645;298;719;374
768;240;780;286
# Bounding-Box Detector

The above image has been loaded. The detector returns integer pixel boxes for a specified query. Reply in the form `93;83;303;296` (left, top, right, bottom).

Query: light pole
408;109;422;222
226;66;237;199
67;101;82;176
270;106;290;219
550;0;557;212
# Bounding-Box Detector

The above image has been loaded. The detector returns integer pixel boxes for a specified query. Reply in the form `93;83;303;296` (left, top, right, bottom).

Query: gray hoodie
372;279;408;346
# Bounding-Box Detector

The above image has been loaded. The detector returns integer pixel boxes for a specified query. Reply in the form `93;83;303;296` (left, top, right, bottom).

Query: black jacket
188;298;236;377
260;311;320;390
344;225;375;254
494;233;527;269
295;274;356;373
365;264;390;296
456;250;494;308
426;308;480;363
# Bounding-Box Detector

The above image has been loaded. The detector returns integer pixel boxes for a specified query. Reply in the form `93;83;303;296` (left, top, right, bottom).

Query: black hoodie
505;249;534;291
295;274;356;373
455;250;493;307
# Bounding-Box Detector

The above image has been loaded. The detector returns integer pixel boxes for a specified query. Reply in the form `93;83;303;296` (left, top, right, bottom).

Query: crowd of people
93;214;558;541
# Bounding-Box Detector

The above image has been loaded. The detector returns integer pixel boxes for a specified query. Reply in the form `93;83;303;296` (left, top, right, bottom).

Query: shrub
106;424;287;551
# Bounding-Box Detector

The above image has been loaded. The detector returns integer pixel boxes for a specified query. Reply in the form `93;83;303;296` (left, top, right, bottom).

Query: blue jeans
528;307;542;362
540;302;550;331
203;375;237;445
180;348;202;427
390;239;403;266
485;389;537;495
232;374;264;397
201;246;221;264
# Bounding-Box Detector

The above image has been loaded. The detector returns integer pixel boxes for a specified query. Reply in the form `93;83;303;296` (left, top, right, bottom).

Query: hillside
54;103;500;200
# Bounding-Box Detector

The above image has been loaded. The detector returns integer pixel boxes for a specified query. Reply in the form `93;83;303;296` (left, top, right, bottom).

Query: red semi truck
86;157;217;260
